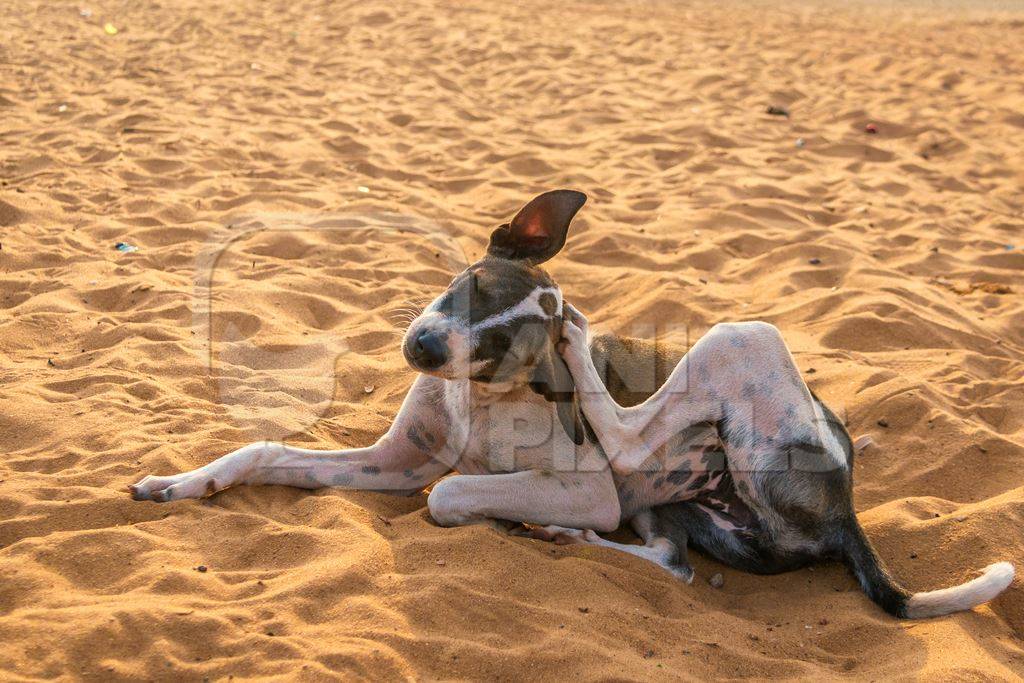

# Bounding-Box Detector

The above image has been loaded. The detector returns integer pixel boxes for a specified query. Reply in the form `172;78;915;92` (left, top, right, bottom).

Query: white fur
471;286;561;336
904;562;1015;618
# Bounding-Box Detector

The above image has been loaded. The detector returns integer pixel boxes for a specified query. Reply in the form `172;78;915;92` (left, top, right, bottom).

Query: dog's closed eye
479;328;514;356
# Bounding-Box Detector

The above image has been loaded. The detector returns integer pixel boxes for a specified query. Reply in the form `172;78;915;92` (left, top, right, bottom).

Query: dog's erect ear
487;190;587;264
529;342;586;446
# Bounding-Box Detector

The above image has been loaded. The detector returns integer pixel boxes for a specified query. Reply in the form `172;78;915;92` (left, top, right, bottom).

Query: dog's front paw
561;302;589;339
129;471;218;502
558;303;590;365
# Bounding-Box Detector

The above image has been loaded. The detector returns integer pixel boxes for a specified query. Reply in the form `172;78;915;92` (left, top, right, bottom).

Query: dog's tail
840;518;1014;619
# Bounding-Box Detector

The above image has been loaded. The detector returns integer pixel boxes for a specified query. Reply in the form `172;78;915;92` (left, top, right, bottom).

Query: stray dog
131;190;1014;618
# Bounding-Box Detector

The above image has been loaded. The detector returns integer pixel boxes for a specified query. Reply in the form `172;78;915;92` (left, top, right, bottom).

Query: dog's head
403;189;588;443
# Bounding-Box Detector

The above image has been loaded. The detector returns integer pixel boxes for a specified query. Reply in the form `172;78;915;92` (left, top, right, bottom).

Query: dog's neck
469;368;536;406
436;367;543;411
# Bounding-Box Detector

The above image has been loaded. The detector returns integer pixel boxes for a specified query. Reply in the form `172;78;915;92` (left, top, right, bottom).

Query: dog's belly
614;425;738;518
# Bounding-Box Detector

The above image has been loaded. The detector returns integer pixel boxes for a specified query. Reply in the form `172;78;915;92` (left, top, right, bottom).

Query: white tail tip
905;562;1015;619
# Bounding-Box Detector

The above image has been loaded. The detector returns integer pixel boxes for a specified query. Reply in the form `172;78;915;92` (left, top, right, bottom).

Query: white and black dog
131;190;1014;618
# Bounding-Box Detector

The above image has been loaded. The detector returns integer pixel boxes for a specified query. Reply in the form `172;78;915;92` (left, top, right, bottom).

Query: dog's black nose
411;331;447;370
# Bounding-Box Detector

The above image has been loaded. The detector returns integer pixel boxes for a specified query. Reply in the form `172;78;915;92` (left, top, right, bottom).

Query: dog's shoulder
587;333;685;407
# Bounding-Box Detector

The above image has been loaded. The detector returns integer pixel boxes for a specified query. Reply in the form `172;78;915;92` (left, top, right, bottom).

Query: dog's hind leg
561;312;839;480
654;501;806;576
630;508;694;581
526;510;694;582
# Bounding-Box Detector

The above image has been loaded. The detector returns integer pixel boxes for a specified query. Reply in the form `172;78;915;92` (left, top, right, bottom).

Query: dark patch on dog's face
538;292;558;317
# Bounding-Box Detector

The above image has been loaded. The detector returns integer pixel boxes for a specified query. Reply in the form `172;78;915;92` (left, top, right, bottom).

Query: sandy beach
1;0;1022;679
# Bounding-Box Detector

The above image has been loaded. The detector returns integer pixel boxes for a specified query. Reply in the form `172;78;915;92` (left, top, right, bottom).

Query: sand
1;0;1023;679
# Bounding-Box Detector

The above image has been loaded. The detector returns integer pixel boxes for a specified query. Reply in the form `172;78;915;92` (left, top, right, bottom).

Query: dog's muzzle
407;329;447;370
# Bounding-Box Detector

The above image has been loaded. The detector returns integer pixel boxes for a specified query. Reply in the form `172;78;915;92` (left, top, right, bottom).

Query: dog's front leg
560;306;816;475
131;376;454;502
130;439;451;503
427;470;621;532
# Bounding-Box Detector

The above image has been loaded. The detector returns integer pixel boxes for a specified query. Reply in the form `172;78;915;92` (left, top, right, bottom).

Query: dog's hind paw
523;525;597;545
668;563;695;584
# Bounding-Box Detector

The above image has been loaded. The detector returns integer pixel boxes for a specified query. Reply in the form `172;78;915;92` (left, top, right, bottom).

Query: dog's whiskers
386;298;430;329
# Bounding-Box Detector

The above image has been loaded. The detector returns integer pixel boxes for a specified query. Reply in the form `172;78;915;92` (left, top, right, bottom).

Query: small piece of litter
1005;245;1015;251
877;419;889;428
766;105;790;117
196;565;208;573
436;559;446;566
795;137;806;148
853;435;874;452
708;573;724;589
114;242;138;253
363;384;375;394
103;22;118;35
808;257;822;265
58;104;68;113
47;359;56;367
578;606;590;614
865;123;878;134
79;8;92;17
357;186;370;193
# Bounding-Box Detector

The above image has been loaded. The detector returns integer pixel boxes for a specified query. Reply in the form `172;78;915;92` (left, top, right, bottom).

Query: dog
131;189;1014;618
